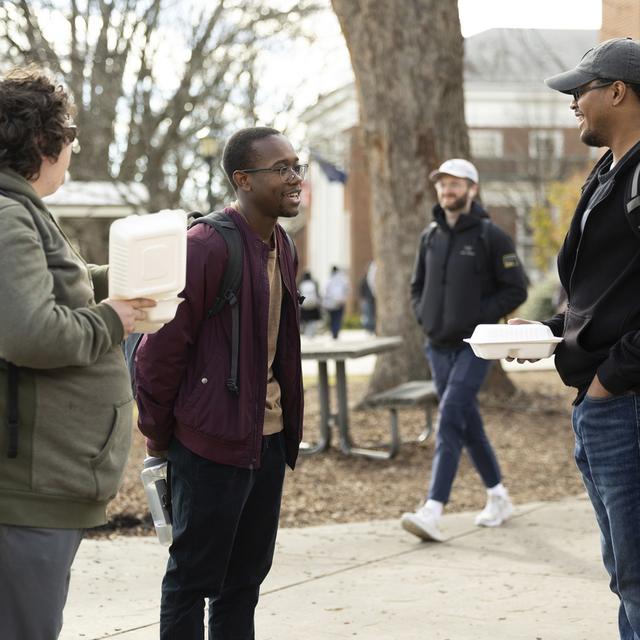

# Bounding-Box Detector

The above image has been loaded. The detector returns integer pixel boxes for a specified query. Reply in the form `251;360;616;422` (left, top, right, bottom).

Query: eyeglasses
238;163;308;183
571;80;614;102
63;124;77;144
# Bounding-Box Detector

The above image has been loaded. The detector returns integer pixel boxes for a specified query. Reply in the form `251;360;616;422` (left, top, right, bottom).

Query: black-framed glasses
63;124;77;144
571;80;614;102
238;163;308;183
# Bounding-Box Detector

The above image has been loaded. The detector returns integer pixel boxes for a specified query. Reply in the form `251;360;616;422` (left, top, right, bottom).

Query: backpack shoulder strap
479;218;492;257
188;210;243;395
625;160;640;241
284;232;297;264
190;211;243;318
425;221;438;248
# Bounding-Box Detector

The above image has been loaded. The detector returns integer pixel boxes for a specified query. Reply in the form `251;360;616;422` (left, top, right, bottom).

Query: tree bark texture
331;0;469;392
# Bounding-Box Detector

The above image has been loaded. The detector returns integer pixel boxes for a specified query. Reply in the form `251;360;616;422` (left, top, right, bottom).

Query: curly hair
0;66;75;181
222;126;281;191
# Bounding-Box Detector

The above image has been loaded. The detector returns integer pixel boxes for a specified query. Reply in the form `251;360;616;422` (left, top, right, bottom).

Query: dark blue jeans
328;306;345;339
160;432;286;640
573;395;640;640
425;343;500;504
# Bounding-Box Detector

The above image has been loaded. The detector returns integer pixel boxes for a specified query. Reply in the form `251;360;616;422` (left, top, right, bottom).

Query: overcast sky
458;0;601;36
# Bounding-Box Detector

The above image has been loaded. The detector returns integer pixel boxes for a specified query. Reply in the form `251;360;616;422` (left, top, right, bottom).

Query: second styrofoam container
109;210;187;300
464;323;563;360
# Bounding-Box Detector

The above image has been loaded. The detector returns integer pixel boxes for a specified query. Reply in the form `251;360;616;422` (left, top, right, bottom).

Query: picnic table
300;335;403;458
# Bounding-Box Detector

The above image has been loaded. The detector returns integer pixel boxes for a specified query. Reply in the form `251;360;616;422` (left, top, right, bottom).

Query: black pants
160;432;286;639
328;306;345;339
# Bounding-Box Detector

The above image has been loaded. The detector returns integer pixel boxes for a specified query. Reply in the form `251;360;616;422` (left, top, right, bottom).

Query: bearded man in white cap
401;158;527;542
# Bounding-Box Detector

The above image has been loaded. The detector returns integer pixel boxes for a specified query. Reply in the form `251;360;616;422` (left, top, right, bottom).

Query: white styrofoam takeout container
132;297;186;334
108;210;187;300
108;210;187;333
464;324;563;360
133;320;166;334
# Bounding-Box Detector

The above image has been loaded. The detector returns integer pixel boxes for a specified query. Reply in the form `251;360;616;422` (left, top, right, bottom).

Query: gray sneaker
475;494;514;527
401;506;445;542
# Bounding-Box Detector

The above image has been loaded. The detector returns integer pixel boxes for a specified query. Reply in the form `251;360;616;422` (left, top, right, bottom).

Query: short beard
581;128;607;148
277;204;299;218
443;194;470;213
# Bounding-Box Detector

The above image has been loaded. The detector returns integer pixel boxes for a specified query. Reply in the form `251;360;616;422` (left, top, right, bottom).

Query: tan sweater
263;238;284;435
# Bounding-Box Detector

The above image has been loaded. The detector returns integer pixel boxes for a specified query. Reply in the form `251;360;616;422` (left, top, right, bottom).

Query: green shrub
517;272;561;322
342;313;362;330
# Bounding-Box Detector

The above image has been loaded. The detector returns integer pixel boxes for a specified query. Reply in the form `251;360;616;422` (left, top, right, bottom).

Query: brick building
602;0;640;39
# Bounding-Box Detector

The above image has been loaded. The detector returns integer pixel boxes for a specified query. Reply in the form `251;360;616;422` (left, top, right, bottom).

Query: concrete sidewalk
61;495;615;640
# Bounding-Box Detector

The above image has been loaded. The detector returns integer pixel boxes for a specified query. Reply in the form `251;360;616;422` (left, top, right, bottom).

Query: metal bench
362;380;438;460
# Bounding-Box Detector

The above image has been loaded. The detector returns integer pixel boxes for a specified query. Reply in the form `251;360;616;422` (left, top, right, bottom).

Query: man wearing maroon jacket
135;127;305;639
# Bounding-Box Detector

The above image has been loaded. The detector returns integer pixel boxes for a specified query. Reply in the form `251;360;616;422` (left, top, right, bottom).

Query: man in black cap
512;37;640;639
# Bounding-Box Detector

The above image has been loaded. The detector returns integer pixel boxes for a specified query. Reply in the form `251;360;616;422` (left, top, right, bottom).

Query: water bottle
141;456;173;546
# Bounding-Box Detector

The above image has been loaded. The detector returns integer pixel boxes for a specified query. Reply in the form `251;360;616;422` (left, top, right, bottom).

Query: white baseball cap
429;158;479;184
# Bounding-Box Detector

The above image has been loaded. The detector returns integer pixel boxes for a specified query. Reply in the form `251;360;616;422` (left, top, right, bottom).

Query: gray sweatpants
0;524;83;640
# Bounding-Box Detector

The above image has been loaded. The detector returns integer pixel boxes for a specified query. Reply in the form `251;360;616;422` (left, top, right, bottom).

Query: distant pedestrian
402;158;527;542
323;266;350;339
298;270;322;337
359;261;376;334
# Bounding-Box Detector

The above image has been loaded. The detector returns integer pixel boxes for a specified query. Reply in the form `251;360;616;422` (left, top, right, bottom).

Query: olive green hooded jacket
0;169;132;528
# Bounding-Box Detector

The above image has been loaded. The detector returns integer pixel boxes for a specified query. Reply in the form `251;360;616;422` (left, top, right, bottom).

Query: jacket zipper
568;180;614;294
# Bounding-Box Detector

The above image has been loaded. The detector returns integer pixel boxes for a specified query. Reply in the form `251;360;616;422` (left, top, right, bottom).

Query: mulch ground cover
91;369;583;538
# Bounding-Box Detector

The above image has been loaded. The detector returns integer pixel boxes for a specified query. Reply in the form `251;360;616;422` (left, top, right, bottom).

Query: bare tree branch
0;0;323;211
16;0;63;74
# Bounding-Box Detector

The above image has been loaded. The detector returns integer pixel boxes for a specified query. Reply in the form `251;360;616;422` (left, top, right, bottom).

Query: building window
470;130;503;158
529;130;564;159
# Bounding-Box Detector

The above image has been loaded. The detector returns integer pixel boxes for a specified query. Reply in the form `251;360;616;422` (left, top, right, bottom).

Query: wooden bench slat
351;380;438;459
366;380;437;407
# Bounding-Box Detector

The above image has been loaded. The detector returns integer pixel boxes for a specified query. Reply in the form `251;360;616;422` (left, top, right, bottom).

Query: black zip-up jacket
410;202;528;347
543;141;640;403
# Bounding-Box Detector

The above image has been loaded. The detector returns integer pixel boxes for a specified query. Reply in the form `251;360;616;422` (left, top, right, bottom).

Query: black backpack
124;210;296;399
625;159;640;240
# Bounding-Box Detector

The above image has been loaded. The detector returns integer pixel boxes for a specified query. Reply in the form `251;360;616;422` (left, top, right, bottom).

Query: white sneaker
401;506;445;542
475;494;514;527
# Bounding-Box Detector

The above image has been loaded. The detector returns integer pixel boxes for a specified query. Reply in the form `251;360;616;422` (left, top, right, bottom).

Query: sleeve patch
502;253;519;269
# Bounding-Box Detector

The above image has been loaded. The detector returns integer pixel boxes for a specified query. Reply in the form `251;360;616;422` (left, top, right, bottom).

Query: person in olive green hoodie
0;68;155;640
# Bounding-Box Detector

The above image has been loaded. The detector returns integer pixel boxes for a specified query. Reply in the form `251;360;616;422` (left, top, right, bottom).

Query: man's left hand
586;374;613;399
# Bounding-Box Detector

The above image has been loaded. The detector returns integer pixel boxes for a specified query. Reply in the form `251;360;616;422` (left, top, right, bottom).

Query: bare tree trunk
331;0;469;392
483;362;516;397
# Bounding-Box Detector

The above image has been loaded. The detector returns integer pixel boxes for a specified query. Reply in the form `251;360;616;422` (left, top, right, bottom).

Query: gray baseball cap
545;37;640;94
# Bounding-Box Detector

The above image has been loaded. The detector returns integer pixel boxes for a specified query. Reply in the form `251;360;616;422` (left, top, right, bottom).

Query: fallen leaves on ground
91;370;583;538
